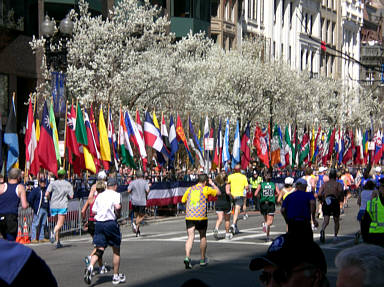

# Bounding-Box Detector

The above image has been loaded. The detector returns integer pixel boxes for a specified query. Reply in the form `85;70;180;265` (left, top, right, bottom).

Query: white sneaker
132;222;137;233
243;214;248;220
112;273;126;285
225;232;233;240
100;264;108;274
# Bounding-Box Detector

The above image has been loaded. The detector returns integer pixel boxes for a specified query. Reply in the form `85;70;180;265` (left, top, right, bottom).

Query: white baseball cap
375;166;382;173
319;167;327;173
97;170;107;180
284;177;294;185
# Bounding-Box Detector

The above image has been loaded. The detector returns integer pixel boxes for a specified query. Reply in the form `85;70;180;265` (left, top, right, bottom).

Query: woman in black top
213;172;233;240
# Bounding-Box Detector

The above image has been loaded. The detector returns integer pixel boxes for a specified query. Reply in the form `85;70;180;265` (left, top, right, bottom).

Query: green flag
75;102;88;146
49;102;61;166
299;127;310;167
285;125;293;167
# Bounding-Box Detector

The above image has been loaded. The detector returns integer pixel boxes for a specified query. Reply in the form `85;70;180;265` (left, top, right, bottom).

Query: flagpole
62;101;68;169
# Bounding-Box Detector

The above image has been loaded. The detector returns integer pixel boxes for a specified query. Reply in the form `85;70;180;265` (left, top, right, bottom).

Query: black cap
249;234;327;273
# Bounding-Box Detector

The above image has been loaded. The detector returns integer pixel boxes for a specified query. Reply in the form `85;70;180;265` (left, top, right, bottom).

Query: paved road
30;200;361;287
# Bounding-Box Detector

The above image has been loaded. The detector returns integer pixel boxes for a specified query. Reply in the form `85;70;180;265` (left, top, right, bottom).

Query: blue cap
295;178;308;186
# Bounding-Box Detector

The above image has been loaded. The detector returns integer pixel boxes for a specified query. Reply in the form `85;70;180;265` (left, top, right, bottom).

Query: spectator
335;244;384;287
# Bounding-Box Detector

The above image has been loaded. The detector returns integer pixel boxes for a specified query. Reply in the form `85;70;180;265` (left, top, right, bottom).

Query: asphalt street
29;200;361;287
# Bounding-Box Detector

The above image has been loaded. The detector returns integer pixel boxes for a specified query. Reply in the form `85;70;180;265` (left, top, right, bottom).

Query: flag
213;119;222;169
373;130;383;164
108;107;118;170
354;128;363;165
326;128;337;164
176;114;193;163
284;125;293;168
231;120;241;169
312;127;321;164
75;102;88;146
119;110;137;169
292;125;298;167
37;101;57;176
342;129;353;164
253;125;269;168
241;122;251;170
49;101;61;166
363;130;369;164
161;112;168;138
25;99;38;175
169;115;178;160
278;126;287;168
310;127;316;161
270;124;281;167
203;115;209;153
4;96;18;172
144;112;170;159
299;127;310;167
153;110;160;129
135;110;147;171
189;118;204;166
84;108;99;173
99;106;111;162
126;111;147;162
222;119;230;165
65;104;80;165
89;106;101;166
34;106;40;142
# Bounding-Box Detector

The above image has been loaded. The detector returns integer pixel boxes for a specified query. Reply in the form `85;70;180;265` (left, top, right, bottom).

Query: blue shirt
282;190;315;221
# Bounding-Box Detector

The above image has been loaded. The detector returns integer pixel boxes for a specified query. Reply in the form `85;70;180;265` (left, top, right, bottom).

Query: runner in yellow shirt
181;174;220;269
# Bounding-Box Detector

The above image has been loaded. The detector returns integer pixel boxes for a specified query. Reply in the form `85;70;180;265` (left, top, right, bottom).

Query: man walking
46;169;73;248
226;164;248;235
84;178;125;285
318;169;344;243
281;178;318;242
127;170;150;237
0;168;28;241
181;174;220;269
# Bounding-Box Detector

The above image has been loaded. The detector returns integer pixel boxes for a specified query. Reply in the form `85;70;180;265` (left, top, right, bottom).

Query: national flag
188;138;204;167
222;119;231;165
99;106;111;162
213;119;222;169
84;108;100;171
169;115;178;160
231;120;241;169
342;129;353;164
161;112;168;138
146;181;195;206
25;99;38;175
75;102;88;146
299;127;310;167
278;126;288;168
189;117;204;166
34;105;40;142
4;96;18;172
89;106;101;168
240;122;251;170
253;125;269;168
144;112;170;159
291;125;298;167
363;130;369;164
37;101;57;176
336;129;344;165
49;101;61;166
176;114;193;163
270;124;281;167
126;111;147;162
310;126;316;161
65;104;80;165
108;107;119;170
203;115;209;153
284;125;293;168
312;127;321;163
119;110;137;169
373;130;383;164
152;110;160;129
326;128;336;164
135;110;147;171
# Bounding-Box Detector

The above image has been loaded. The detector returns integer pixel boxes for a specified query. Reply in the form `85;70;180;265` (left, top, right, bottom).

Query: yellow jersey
228;172;248;197
181;183;217;220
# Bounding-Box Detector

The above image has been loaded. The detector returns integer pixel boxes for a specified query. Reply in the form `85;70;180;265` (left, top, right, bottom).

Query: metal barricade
18;194;130;240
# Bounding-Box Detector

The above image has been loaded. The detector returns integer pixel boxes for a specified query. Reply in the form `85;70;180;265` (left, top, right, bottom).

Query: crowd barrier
17;192;131;241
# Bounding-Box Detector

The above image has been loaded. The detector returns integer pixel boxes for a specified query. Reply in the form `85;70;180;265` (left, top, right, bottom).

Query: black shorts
260;202;275;215
215;207;231;214
0;213;18;239
88;220;95;237
322;198;340;217
186;220;208;231
132;205;146;215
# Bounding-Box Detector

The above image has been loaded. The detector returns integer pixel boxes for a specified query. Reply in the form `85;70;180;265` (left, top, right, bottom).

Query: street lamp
41;14;73;72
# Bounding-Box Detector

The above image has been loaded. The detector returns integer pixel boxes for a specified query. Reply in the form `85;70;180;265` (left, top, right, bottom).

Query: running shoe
136;229;141;237
213;229;219;240
112;273;126;285
243;214;248;220
56;242;63;249
229;224;236;235
132;222;137;233
84;268;92;285
200;258;208;267
262;222;266;233
100;264;108;274
320;230;325;243
184;257;192;269
225;232;233;240
49;231;55;244
234;225;240;234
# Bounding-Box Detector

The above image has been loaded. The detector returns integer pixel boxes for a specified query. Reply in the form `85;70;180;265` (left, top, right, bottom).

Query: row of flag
2;98;382;177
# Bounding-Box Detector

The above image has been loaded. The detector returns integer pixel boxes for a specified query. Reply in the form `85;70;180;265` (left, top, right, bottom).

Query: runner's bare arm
18;185;29;209
254;185;261;197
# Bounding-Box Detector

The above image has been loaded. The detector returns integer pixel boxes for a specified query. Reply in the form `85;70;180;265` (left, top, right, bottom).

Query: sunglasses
259;265;317;285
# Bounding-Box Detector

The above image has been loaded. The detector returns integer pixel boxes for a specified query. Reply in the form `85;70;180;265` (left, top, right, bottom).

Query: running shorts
185;220;208;231
93;220;121;248
260;201;275;215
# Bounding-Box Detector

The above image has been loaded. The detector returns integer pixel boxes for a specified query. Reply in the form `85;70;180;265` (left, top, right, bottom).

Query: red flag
25;99;39;175
241;122;251;170
135;110;147;171
65;104;80;164
326;128;336;164
253;125;269;168
84;108;100;172
176;114;190;153
342;129;354;165
373;130;383;165
38;101;57;176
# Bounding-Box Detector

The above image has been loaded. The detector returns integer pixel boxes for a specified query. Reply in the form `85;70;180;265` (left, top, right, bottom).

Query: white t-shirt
92;189;121;222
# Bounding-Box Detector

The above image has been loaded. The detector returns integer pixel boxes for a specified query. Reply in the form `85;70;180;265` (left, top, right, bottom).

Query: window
248;0;252;19
282;0;285;25
260;0;264;23
211;34;218;43
211;0;219;17
281;43;284;58
326;20;329;43
225;0;229;20
309;14;312;35
254;0;257;20
289;45;291;64
0;74;8;118
273;0;277;22
273;41;276;58
332;22;335;45
289;1;293;26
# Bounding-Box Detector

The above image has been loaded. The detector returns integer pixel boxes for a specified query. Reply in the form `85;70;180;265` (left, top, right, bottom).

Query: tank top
304;176;312;193
316;175;324;193
0;183;20;215
260;182;276;204
186;184;208;220
88;191;98;222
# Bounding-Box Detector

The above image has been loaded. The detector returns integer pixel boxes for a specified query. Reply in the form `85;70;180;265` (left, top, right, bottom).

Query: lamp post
41;14;73;72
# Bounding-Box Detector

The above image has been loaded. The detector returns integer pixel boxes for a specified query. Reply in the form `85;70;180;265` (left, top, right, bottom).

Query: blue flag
222;119;230;166
231;120;240;169
4;97;18;172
